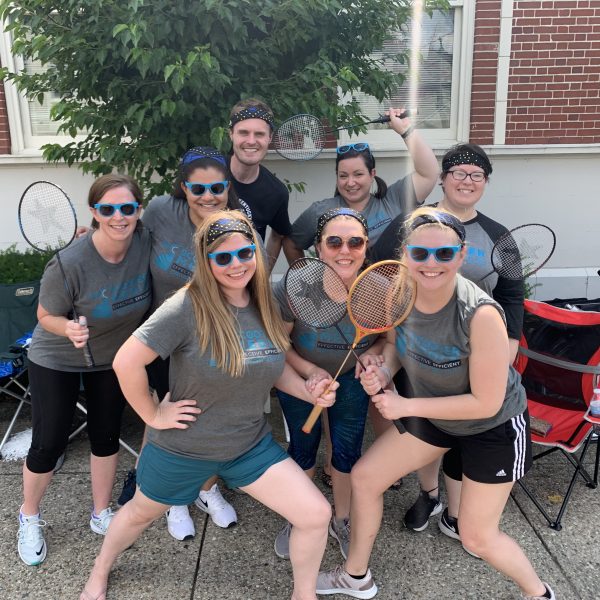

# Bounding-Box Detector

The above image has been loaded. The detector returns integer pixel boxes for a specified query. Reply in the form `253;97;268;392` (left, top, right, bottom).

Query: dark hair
441;143;493;179
172;156;242;212
333;148;387;200
88;173;143;229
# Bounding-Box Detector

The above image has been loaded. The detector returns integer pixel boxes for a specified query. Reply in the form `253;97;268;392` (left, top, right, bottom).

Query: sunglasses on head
336;142;370;155
93;202;139;217
208;244;256;267
324;235;367;250
406;245;463;262
184;180;229;196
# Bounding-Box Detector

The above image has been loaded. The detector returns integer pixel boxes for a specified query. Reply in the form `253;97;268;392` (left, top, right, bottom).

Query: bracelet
401;125;414;140
379;365;392;387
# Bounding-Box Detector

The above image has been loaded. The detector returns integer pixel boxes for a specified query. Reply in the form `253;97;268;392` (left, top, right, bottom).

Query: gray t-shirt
273;278;378;376
289;176;416;250
135;291;286;461
394;275;526;436
28;229;152;371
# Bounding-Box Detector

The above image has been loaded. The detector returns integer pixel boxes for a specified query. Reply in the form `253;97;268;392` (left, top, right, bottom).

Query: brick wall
507;0;600;144
469;0;501;144
0;82;11;154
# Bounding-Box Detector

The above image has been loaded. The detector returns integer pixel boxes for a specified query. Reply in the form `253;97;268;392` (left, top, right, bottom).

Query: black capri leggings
26;360;126;474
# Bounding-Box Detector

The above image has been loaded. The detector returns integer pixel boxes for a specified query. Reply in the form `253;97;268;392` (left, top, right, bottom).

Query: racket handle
302;405;323;434
372;110;411;124
78;316;95;368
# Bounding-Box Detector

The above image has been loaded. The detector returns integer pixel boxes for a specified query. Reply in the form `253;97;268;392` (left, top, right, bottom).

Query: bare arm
275;361;338;407
37;302;89;349
282;235;304;264
265;230;284;272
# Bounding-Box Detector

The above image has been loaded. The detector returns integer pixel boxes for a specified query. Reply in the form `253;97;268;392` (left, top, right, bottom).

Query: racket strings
20;183;77;251
274;115;326;161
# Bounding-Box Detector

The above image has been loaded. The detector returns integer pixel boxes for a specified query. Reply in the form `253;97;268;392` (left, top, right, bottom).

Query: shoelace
18;518;46;543
168;506;190;522
204;489;229;511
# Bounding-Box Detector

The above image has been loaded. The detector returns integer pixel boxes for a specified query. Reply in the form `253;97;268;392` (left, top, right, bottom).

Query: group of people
15;99;555;600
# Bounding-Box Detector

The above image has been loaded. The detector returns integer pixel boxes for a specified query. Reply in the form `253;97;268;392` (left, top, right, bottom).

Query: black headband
315;207;369;242
409;212;466;242
207;218;254;245
442;148;492;176
229;106;274;130
180;146;227;167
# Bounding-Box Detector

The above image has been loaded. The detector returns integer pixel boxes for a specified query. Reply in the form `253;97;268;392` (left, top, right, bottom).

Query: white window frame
0;27;83;156
339;0;475;151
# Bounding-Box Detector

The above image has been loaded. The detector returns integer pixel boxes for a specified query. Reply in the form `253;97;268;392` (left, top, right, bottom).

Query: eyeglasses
324;236;367;250
184;180;229;196
93;202;140;217
448;169;486;183
406;245;463;262
208;244;256;267
336;142;370;155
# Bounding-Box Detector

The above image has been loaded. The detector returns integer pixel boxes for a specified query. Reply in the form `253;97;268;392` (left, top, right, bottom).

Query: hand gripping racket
302;260;416;434
274;110;410;161
18;181;96;367
477;223;556;283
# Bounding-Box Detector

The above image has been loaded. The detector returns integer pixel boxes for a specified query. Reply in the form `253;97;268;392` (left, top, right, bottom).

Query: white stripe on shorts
511;413;527;481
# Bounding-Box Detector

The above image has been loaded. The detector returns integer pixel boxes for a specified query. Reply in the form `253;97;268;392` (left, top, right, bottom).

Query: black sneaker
438;508;481;559
117;469;137;507
404;490;442;531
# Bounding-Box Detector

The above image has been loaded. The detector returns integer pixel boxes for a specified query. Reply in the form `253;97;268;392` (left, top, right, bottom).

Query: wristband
401;125;414;140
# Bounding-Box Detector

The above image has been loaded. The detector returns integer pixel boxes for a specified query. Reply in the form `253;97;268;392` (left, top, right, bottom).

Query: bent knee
292;497;331;530
459;524;497;556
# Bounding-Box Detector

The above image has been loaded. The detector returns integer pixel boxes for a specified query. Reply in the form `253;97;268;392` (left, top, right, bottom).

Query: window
341;1;475;149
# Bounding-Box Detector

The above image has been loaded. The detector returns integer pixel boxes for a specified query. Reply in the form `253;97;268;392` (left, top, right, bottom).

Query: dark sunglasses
208;244;256;267
406;245;463;262
324;236;367;250
336;142;370;155
93;202;139;217
184;180;229;196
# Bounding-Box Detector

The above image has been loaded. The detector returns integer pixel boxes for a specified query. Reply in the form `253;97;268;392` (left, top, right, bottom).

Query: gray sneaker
17;512;47;566
316;565;377;599
522;583;556;600
329;515;350;559
274;521;291;559
90;507;115;535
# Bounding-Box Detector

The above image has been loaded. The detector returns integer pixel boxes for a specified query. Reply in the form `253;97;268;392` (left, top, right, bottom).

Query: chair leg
0;398;27;453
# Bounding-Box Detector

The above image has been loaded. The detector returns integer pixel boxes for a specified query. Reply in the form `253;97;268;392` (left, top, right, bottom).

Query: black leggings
26;361;126;474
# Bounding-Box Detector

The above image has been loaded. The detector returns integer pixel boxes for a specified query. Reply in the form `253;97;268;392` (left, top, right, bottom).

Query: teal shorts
137;433;288;506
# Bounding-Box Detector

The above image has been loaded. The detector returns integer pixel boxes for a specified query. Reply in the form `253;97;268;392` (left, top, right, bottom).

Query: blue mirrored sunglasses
208;244;256;267
406;245;463;262
93;202;140;217
336;142;370;155
184;180;229;196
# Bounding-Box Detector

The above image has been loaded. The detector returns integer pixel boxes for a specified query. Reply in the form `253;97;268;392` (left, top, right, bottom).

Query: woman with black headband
272;207;380;562
401;143;526;547
317;207;554;600
284;109;439;260
116;146;250;540
80;211;338;600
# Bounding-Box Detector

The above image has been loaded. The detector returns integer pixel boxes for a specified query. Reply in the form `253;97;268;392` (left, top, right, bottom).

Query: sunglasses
336;142;370;155
208;244;256;267
184;180;229;196
324;236;367;250
93;202;140;217
406;245;463;262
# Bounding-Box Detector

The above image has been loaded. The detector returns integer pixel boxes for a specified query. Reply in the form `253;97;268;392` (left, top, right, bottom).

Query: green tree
0;0;447;197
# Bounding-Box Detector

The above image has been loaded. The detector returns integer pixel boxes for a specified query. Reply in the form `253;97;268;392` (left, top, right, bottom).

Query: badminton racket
302;260;416;434
274;110;410;161
18;181;95;367
477;223;556;283
284;257;368;368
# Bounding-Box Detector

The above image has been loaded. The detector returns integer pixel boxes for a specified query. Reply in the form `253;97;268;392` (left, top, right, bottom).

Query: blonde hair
186;210;289;377
401;206;465;257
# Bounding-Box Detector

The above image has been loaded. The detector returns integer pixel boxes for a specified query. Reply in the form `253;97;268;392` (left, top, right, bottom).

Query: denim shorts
276;368;369;473
137;433;288;505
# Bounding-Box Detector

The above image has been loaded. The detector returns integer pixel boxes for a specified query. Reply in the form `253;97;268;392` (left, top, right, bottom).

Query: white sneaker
166;505;195;541
17;512;47;566
90;507;115;535
194;484;237;528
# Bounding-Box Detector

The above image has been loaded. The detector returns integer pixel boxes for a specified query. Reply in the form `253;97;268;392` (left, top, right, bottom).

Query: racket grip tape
77;316;95;368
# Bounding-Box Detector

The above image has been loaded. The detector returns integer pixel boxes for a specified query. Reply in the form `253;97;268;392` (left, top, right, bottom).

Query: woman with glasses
398;144;526;546
317;207;554;600
80;211;337;600
284;108;439;259
116;147;248;540
17;174;151;567
272;207;379;562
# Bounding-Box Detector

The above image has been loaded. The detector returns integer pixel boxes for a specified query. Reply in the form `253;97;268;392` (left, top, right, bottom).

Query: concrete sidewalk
0;396;598;600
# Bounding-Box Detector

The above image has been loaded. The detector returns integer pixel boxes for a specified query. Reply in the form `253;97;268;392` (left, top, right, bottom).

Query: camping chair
513;298;600;530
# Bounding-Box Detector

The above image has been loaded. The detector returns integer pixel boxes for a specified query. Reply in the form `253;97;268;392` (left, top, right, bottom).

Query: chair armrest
518;346;600;375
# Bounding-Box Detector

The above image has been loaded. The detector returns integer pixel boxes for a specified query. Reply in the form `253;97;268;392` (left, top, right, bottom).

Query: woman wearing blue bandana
117;147;251;539
80;211;338;600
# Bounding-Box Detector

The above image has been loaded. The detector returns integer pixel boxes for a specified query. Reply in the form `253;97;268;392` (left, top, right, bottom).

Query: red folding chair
513;299;600;530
